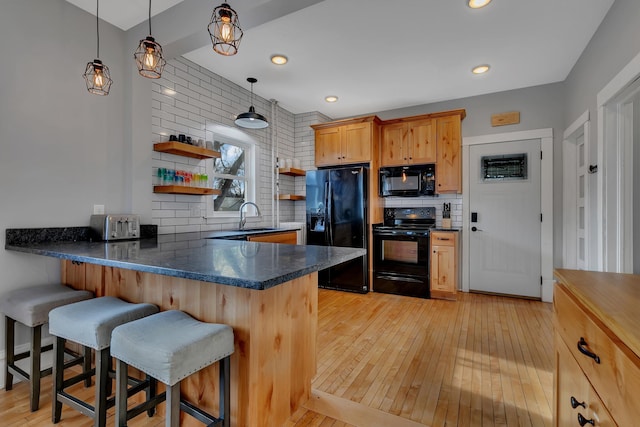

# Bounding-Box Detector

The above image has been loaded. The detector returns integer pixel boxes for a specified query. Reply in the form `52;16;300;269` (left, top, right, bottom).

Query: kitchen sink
205;227;286;241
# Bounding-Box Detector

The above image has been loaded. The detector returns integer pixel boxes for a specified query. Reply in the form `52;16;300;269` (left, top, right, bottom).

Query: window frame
205;129;259;220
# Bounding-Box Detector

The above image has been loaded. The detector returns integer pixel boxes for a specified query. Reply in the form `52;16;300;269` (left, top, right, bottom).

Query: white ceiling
65;0;615;119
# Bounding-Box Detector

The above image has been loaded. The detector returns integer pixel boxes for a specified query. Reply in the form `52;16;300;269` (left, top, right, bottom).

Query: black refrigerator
306;166;368;293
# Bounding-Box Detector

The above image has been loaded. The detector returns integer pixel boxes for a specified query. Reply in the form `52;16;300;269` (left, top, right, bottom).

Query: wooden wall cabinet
380;118;436;166
435;114;462;194
554;269;640;427
377;110;465;193
430;231;459;300
311;116;380;167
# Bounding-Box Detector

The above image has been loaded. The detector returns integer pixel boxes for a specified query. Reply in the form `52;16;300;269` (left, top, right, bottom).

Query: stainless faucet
239;201;261;230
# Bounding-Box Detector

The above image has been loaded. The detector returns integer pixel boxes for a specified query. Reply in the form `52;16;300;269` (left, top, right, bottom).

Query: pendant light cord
148;0;152;35
96;0;100;58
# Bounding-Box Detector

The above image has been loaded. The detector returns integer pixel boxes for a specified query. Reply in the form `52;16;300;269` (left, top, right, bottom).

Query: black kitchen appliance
306;166;368;293
372;207;436;298
379;164;436;197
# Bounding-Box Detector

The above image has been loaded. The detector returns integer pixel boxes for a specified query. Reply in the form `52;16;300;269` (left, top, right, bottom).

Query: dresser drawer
556;335;617;427
555;283;640;426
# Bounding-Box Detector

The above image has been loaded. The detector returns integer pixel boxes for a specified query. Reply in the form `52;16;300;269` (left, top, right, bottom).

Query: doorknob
471;226;483;232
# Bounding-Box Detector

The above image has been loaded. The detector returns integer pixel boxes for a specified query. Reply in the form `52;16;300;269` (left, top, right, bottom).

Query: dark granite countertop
5;230;365;290
431;228;461;232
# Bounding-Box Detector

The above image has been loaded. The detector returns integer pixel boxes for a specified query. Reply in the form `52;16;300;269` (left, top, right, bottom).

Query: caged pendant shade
83;0;112;95
235;78;269;129
134;0;166;78
208;2;243;56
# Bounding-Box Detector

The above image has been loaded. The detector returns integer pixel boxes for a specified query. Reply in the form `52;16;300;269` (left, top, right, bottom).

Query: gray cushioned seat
49;296;159;350
0;284;93;327
111;310;234;386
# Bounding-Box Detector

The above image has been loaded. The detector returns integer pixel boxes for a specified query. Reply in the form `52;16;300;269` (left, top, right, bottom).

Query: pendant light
235;78;269;129
134;0;166;79
83;0;112;95
208;2;243;56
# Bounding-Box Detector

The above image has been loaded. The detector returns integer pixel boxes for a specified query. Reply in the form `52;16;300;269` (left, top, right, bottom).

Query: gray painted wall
368;83;566;267
0;0;127;352
563;0;640;270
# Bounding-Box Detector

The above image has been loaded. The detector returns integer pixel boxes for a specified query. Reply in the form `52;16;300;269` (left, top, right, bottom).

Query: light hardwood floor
1;290;553;427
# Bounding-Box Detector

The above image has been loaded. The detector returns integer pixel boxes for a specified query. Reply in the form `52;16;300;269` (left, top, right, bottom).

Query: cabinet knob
577;413;595;426
570;396;585;409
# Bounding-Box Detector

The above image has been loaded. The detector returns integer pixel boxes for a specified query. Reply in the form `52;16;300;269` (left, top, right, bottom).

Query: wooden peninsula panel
62;260;318;427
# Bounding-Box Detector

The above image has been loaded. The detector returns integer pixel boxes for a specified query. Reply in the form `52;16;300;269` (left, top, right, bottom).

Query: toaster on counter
90;214;140;241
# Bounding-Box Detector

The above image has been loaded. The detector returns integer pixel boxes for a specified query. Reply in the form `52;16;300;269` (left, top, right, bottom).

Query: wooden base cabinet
430;231;459;300
555;335;616;427
554;269;640;427
247;230;297;244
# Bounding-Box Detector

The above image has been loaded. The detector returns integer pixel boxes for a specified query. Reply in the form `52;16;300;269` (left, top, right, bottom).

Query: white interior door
468;139;542;298
562;113;590;270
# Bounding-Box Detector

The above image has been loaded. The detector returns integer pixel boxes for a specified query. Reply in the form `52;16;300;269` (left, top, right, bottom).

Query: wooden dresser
554;269;640;427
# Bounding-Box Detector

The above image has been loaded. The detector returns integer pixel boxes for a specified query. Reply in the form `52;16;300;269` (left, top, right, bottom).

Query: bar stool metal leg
5;316;15;391
29;324;43;412
220;356;230;427
52;337;65;423
167;383;181;427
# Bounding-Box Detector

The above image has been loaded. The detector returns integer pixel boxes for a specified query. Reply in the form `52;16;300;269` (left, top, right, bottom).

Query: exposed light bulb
144;47;157;68
219;21;233;43
94;70;104;88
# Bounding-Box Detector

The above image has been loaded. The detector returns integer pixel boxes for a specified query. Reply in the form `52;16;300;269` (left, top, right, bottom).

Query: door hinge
541;276;543;285
540;213;543;222
540;151;543;160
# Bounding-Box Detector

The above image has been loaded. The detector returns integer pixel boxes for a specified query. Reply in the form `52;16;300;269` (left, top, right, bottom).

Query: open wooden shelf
278;194;306;201
278;167;306;177
154;185;221;196
154;142;221;160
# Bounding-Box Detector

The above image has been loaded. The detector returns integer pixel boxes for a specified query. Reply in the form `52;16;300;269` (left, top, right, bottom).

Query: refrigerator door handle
327;180;334;245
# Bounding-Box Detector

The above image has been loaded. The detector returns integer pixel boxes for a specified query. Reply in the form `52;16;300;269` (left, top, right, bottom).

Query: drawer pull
577;337;601;364
577;413;595;426
570;396;586;409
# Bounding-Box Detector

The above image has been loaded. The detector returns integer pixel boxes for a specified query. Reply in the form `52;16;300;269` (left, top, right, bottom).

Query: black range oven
372;207;435;299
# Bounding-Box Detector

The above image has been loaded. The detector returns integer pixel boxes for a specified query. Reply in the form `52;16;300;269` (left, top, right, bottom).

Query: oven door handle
375;274;424;284
373;232;421;239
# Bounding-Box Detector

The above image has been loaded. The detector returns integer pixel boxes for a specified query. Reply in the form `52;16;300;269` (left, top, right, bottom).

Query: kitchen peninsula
5;229;365;427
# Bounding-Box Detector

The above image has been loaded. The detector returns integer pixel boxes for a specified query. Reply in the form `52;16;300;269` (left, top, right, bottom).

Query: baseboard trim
0;336;55;389
304;389;428;427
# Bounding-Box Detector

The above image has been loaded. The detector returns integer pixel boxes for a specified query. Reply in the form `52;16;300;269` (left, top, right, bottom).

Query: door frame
462;128;554;302
596;49;640;272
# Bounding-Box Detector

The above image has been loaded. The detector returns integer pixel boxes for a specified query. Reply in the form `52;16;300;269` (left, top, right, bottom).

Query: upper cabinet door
314;127;342;167
380;123;408;167
343;122;371;163
408;119;437;164
436;115;462;194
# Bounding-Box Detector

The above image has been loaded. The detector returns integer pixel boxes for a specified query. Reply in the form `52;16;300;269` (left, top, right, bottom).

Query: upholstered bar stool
0;284;93;411
111;310;234;427
48;296;159;427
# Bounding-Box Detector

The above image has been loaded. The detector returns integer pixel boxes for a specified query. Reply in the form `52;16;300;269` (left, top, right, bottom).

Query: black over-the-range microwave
379;164;436;197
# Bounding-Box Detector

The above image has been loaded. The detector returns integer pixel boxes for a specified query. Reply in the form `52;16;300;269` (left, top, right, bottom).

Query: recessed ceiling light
472;64;490;74
325;95;339;103
162;88;177;96
468;0;492;8
270;54;288;65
